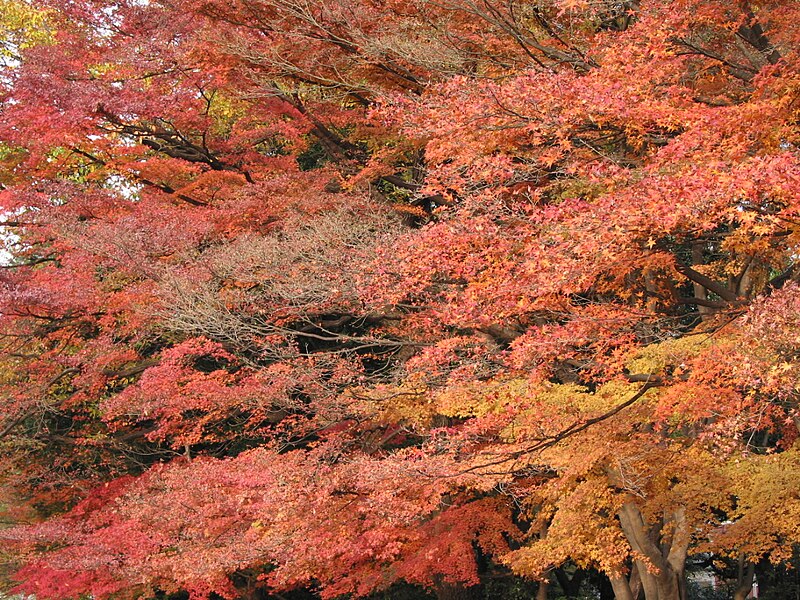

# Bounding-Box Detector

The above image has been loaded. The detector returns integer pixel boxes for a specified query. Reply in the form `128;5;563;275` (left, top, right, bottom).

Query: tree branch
676;265;739;302
0;367;80;440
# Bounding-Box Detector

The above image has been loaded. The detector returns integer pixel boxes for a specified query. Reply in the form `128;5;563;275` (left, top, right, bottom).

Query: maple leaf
4;2;800;600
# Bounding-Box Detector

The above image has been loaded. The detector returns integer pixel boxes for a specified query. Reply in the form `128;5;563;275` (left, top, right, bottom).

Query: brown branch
0;220;40;228
769;265;795;290
626;373;664;384
101;358;160;379
525;380;658;450
70;147;207;207
380;175;422;191
436;379;659;477
676;265;739;302
269;87;364;164
0;367;80;440
736;3;781;65
670;37;758;81
0;256;56;269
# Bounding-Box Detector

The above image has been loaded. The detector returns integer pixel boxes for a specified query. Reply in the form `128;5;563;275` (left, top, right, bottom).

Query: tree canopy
2;2;800;600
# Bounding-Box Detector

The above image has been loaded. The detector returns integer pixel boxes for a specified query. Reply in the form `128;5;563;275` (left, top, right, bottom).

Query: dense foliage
2;1;800;599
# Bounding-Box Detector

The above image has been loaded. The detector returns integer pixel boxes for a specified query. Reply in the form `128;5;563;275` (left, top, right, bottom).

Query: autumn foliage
3;1;800;599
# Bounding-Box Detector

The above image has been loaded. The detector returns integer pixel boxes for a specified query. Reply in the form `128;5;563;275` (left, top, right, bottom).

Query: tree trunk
615;503;689;600
692;241;713;319
610;575;637;600
535;577;548;600
733;555;755;600
608;562;643;600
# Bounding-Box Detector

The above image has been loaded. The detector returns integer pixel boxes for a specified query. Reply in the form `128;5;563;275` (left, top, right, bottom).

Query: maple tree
3;1;800;600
